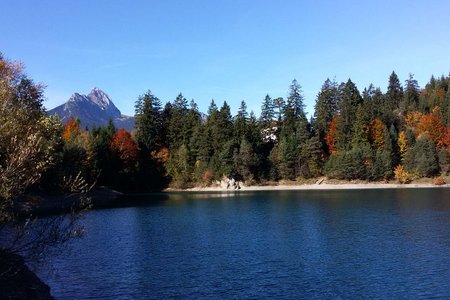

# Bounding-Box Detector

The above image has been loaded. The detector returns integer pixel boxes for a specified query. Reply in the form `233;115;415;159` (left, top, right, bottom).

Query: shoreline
167;182;450;192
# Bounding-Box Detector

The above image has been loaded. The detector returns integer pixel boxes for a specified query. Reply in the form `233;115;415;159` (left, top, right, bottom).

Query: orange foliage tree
62;118;80;142
325;116;338;154
416;109;446;147
110;128;139;162
369;118;385;150
405;111;423;129
443;127;450;152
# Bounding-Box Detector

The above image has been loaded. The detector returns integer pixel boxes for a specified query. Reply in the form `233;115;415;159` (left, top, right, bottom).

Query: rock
218;177;241;190
0;249;54;299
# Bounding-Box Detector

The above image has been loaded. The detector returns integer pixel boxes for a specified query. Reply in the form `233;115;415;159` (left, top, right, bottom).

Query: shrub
394;165;411;184
432;177;446;186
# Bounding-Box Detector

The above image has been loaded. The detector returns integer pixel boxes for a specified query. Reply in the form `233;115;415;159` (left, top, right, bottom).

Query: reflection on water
36;189;450;299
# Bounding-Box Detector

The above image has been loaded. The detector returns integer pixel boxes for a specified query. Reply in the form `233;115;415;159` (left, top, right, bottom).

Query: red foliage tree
416;110;446;147
110;128;139;162
62;118;80;142
325;116;338;154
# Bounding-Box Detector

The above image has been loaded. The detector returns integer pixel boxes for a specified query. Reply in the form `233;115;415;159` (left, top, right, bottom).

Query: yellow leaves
394;165;410;184
369;118;385;150
151;147;170;163
405;111;423;128
398;131;408;162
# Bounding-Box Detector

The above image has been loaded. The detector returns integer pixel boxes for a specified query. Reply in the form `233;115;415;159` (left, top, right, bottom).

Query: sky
1;0;450;117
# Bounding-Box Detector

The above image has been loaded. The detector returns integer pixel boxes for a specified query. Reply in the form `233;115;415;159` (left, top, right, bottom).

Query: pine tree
260;94;275;127
405;135;439;177
386;71;403;111
273;97;285;122
335;79;362;151
314;78;339;146
288;79;306;119
234;100;248;142
168;93;189;149
134;90;162;152
402;74;420;112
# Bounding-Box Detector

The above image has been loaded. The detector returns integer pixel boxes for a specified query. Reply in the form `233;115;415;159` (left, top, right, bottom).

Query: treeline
62;73;450;190
127;74;450;188
3;52;450;195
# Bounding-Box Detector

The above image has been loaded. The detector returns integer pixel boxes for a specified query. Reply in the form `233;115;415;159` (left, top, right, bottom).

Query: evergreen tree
260;94;275;127
335;79;362;151
351;104;371;148
134;90;162;152
273;97;285;122
168;93;189;149
288;79;306;119
386;71;403;111
236;137;258;182
402;74;420;112
314;78;339;147
405;135;439;177
234;100;249;142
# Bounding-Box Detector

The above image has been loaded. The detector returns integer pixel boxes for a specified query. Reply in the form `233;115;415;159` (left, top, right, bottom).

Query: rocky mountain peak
88;87;112;110
48;88;134;130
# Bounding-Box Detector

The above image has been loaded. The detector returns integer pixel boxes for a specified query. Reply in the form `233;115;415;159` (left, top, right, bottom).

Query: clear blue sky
2;0;450;117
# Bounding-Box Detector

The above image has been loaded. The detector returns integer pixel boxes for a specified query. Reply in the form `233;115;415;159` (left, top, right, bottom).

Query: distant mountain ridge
48;87;134;130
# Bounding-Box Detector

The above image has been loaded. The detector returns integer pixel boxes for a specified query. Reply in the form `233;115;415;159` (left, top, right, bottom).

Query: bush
394;165;411;184
432;177;446;186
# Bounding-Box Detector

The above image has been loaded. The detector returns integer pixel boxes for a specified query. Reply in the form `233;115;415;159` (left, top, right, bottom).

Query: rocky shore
0;250;54;299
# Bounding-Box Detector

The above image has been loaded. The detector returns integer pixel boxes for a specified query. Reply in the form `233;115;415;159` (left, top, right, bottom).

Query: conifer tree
234;100;249;142
260;94;275;127
335;79;362;151
134;90;162;152
314;78;339;146
288;79;306;119
386;71;403;111
402;74;420;112
273;97;285;122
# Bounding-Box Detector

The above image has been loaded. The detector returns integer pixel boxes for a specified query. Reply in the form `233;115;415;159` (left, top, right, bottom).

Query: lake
35;189;450;299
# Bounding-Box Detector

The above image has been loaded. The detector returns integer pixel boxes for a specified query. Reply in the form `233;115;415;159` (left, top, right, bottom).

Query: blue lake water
35;189;450;299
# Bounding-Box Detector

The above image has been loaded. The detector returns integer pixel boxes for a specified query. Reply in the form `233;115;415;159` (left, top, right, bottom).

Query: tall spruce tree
335;79;362;151
134;90;162;152
402;74;420;112
273;97;285;122
314;78;340;150
288;79;306;119
168;93;189;149
260;94;275;127
386;71;403;111
234;100;249;142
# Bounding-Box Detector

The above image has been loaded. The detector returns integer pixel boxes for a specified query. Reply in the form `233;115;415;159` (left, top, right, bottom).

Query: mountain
48;87;134;130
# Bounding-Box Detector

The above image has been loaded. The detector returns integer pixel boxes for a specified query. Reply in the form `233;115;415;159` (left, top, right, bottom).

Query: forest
1;54;450;197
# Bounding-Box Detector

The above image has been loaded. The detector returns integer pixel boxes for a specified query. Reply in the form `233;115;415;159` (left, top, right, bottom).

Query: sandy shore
171;182;449;192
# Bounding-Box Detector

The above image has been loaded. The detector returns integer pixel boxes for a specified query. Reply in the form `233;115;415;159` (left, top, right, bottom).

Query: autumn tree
314;78;340;153
111;128;139;163
416;108;447;147
0;54;88;263
62;118;80;142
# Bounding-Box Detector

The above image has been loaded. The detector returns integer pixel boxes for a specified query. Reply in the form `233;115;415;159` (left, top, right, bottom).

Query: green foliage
260;94;275;127
167;144;192;188
314;78;340;144
404;135;439;177
335;79;362;151
134;90;162;152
